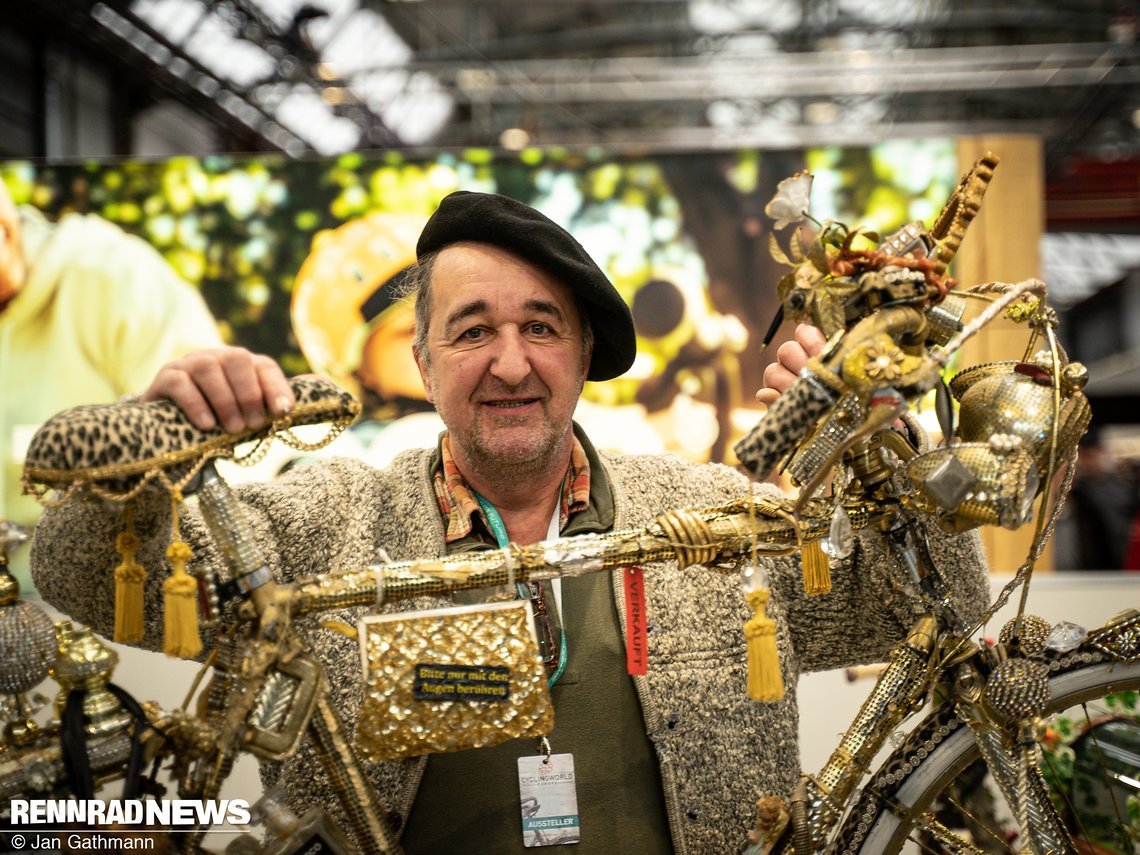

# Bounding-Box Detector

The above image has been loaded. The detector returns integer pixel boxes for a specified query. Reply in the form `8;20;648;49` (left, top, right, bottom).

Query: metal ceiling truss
4;0;1139;163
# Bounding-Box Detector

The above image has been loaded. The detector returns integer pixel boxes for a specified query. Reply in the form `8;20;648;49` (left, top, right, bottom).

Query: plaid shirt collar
433;431;592;544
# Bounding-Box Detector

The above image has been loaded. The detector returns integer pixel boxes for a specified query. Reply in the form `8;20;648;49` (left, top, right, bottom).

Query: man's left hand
754;324;827;406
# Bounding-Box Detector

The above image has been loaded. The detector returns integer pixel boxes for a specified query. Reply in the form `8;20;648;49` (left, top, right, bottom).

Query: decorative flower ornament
765;171;814;230
864;342;905;382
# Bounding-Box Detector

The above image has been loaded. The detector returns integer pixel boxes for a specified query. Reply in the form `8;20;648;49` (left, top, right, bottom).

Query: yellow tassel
113;523;146;644
163;491;201;659
744;588;784;702
801;539;832;596
164;540;200;659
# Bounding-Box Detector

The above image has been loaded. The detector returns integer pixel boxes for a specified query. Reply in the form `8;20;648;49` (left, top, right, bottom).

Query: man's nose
489;329;532;386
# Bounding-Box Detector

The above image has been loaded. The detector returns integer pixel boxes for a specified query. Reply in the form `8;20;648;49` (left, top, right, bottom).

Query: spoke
872;780;1004;855
1037;698;1135;854
1081;701;1133;854
905;825;953;855
939;784;1016;853
1040;733;1093;848
906;811;991;854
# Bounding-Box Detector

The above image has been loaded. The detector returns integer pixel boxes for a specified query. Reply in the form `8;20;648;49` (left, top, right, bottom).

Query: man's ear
413;346;434;404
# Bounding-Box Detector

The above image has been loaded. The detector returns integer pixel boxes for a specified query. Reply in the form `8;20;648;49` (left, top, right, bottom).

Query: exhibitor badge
517;753;580;847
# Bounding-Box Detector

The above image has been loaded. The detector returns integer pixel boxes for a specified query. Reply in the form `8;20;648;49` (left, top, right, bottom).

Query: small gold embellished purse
356;601;553;761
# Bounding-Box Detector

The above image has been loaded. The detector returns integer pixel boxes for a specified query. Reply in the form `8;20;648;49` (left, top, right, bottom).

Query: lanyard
473;491;569;689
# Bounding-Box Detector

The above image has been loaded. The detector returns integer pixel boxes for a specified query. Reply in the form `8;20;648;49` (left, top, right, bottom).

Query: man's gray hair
396;251;437;363
398;250;595;369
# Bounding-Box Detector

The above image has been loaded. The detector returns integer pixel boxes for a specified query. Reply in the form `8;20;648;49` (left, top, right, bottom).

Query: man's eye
527;323;551;335
461;328;485;341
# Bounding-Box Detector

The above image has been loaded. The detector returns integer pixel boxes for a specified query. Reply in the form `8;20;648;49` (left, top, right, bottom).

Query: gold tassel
741;482;784;702
163;490;201;659
113;504;146;644
744;587;784;702
801;539;832;596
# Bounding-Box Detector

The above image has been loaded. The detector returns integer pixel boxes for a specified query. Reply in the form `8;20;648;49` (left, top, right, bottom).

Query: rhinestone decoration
988;433;1023;454
924;294;967;347
1087;611;1140;664
878;221;929;259
998;614;1051;657
922;453;976;511
982;659;1050;723
788;392;864;487
741;563;770;594
0;599;57;695
826;504;855;561
1016;461;1040;525
864;342;906;382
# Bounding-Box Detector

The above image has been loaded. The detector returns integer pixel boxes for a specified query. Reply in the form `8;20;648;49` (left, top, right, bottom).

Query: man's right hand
140;347;295;434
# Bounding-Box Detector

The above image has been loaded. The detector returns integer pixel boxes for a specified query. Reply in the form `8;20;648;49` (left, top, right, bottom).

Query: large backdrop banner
0;141;956;574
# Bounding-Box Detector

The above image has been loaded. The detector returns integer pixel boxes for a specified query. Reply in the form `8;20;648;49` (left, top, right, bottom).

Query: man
1063;428;1139;570
31;192;988;853
0;179;222;583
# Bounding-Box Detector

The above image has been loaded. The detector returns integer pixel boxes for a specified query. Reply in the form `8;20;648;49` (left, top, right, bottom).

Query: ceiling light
500;128;530;150
457;69;496;90
804;101;839;125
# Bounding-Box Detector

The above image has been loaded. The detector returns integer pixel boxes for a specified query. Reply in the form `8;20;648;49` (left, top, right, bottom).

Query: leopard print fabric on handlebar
21;376;360;501
734;370;839;481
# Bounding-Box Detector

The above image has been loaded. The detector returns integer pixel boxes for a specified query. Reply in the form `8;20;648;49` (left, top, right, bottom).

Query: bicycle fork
954;648;1078;855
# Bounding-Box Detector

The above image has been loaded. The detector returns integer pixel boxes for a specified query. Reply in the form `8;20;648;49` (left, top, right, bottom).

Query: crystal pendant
827;504;855;561
1017;461;1040;524
1044;620;1087;653
741;563;770;594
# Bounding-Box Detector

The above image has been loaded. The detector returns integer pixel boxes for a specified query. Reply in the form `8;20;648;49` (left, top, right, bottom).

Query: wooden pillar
951;134;1053;574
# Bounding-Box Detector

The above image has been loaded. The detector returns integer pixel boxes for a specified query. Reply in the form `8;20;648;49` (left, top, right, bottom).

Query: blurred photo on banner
1;141;960;580
0;173;223;586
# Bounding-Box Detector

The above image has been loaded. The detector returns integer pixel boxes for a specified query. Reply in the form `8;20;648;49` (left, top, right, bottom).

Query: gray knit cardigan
31;447;988;853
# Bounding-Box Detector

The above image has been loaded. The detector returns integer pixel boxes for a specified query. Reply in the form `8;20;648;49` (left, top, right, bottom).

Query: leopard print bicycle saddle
22;377;360;499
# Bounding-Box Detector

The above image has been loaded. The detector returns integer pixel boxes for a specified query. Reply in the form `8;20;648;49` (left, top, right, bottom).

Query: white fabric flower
765;171;814;230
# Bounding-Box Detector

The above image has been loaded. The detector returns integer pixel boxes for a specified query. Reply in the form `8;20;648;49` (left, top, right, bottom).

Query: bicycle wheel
833;646;1140;855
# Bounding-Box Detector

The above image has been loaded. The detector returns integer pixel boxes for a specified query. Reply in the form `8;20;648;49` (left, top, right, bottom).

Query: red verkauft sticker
623;566;648;675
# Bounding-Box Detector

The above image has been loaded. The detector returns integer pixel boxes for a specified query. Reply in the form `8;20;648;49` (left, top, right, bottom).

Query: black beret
417;190;636;381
